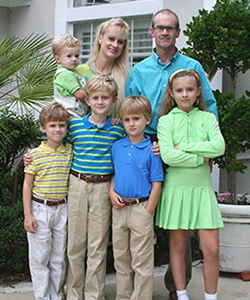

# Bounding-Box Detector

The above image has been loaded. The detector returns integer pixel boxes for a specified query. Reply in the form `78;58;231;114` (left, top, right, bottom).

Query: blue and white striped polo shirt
68;114;125;175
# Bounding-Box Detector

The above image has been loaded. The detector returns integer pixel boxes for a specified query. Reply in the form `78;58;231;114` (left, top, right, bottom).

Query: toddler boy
109;96;163;300
23;103;73;300
52;34;88;117
66;75;125;300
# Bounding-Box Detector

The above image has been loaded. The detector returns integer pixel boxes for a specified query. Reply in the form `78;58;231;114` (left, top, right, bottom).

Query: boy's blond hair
118;96;152;121
39;103;70;127
52;34;81;57
85;75;118;100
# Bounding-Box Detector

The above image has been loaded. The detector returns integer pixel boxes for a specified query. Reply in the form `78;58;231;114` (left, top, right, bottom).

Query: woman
76;18;129;115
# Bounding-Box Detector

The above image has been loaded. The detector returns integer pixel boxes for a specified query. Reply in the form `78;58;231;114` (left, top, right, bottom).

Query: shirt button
163;84;166;87
128;153;131;156
131;145;133;148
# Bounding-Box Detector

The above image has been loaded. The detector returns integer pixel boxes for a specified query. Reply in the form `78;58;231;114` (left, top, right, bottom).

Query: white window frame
55;0;164;37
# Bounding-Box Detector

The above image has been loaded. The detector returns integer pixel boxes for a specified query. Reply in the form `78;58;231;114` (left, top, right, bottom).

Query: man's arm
125;68;141;97
23;173;37;234
197;64;218;119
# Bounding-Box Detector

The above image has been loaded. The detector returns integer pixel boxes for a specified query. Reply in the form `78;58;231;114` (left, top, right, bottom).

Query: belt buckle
84;175;92;182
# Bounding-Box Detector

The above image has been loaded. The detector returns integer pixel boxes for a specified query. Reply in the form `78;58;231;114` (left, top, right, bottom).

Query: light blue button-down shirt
125;48;218;135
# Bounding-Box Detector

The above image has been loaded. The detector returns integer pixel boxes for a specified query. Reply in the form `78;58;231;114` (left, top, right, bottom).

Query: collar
171;107;199;115
57;64;75;71
123;135;151;149
83;113;112;130
152;47;180;67
39;141;68;154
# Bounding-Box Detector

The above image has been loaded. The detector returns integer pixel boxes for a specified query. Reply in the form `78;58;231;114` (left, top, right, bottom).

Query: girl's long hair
88;18;129;115
158;70;207;117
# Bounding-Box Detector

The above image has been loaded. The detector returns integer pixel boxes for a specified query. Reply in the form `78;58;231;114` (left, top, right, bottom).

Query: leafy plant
0;34;56;114
0;199;28;273
182;0;250;202
0;109;41;205
0;109;41;173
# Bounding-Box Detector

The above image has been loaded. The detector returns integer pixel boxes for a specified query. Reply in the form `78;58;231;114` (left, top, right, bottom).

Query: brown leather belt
70;169;111;183
32;195;67;206
122;197;149;206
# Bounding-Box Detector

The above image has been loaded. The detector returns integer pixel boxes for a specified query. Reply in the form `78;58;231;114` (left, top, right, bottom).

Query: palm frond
0;33;56;113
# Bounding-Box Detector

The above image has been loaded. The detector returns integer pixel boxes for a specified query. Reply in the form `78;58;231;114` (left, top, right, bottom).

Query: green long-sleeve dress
156;107;225;230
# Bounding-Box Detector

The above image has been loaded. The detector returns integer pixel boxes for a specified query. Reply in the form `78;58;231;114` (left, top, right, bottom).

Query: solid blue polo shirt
125;47;218;135
111;135;164;198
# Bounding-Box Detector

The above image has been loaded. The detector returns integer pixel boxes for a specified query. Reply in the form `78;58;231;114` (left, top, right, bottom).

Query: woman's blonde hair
88;18;129;115
159;69;207;116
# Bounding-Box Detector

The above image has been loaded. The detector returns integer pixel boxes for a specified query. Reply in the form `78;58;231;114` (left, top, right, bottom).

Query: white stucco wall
162;0;203;49
8;0;55;38
0;7;10;38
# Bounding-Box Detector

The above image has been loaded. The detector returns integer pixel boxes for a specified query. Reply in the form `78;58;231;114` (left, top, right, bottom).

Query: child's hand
23;149;33;167
24;215;37;234
174;145;179;150
150;141;161;157
109;190;125;209
111;117;122;125
74;89;86;102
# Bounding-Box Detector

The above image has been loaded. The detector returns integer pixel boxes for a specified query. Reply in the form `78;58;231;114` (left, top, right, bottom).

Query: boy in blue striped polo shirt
23;103;73;300
66;75;125;300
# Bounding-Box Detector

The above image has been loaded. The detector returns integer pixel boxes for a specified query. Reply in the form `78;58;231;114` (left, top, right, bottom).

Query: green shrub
0;109;41;173
0;110;41;275
0;199;28;273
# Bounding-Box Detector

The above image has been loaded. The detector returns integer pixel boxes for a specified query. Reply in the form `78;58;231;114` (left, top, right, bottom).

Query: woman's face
98;25;126;60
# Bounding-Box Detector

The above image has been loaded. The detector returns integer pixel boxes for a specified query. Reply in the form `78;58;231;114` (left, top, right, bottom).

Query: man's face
151;12;180;51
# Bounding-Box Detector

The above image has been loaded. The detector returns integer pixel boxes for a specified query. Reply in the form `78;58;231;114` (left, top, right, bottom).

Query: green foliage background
182;0;250;199
0;110;41;276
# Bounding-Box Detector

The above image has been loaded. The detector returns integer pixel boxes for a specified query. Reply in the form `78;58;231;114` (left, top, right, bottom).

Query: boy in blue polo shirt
109;95;163;300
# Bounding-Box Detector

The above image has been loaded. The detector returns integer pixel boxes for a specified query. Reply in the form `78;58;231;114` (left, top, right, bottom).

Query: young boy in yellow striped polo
23;103;73;300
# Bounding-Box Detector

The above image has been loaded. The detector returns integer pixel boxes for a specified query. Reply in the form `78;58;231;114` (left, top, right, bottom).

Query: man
125;9;218;300
126;9;217;138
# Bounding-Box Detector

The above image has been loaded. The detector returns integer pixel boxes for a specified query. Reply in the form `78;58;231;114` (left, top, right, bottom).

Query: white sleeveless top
54;67;88;118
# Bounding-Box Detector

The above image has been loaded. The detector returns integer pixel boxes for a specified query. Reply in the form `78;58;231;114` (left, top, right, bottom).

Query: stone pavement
0;263;249;300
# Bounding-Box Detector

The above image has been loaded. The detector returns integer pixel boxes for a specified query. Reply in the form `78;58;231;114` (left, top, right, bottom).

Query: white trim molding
0;0;31;7
55;0;164;36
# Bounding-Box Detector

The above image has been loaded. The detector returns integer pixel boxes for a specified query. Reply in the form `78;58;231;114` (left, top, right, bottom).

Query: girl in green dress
156;69;225;300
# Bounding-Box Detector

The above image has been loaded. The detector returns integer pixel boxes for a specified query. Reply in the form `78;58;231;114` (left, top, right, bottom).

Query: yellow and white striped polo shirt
25;141;73;200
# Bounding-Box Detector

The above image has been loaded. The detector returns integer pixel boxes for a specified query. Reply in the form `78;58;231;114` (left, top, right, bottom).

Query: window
74;16;152;67
74;0;141;7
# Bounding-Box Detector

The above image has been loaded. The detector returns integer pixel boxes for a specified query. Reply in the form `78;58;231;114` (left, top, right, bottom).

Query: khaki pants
66;174;111;300
112;201;155;300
